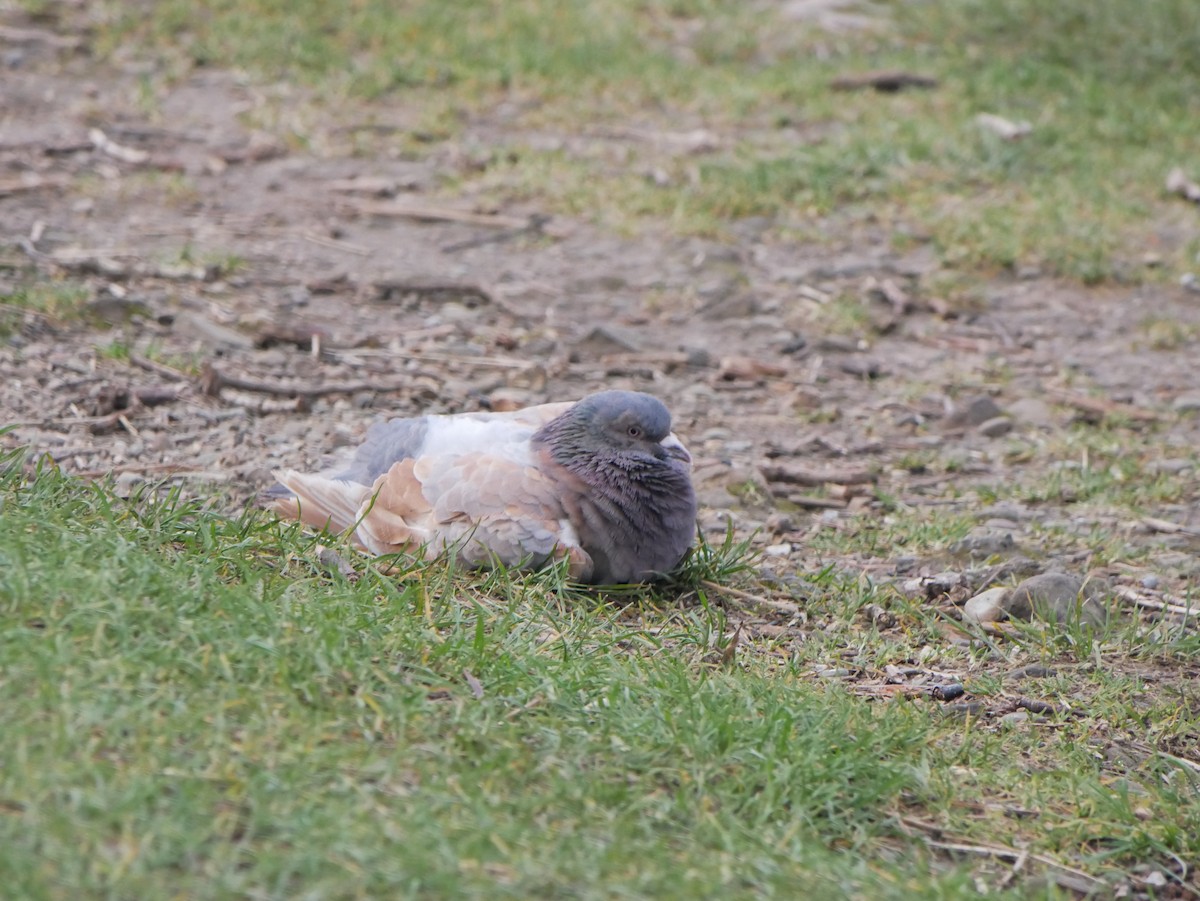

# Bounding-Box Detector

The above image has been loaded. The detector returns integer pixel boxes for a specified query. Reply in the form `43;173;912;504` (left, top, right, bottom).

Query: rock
1007;397;1057;428
1146;458;1194;476
173;311;255;350
920;571;964;598
84;295;151;325
764;543;792;557
963;587;1011;624
1141;574;1160;590
1003;572;1108;627
864;604;896;628
976;502;1033;522
699;291;760;320
977;416;1014;438
1172;394;1200;413
950;528;1017;559
1000;710;1030;727
113;471;145;497
840;357;885;379
764;512;797;534
948;395;1003;427
813;665;852;680
571;324;644;356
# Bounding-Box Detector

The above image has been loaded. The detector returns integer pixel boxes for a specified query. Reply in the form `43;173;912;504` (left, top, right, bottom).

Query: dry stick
71;462;217;479
1113;586;1200;617
351;200;530;229
200;363;413;399
922;839;1104;890
300;231;372;256
699;579;801;614
1141;516;1200;537
760;463;877;486
1047;389;1163;422
0;24;82;48
128;353;189;382
0;175;70;197
0;302;51;320
896;817;1103;889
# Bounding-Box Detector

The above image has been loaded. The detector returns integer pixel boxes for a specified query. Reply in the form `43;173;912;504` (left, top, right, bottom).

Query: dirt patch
3;18;1200;600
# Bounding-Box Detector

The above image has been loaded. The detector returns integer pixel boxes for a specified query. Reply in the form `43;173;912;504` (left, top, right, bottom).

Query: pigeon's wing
334;401;574;485
353;450;592;579
270;405;593;578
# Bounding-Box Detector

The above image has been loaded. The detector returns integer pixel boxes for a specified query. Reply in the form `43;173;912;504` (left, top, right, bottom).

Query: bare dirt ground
4;20;1200;614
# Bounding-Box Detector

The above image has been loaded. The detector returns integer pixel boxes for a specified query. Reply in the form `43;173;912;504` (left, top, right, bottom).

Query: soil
3;15;1200;602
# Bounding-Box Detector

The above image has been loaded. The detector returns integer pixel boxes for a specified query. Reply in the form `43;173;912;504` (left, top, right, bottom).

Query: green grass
94;0;1200;282
0;281;91;334
2;451;1199;897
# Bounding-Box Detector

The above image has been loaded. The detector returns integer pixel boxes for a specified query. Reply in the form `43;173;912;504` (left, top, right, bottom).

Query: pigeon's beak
660;434;692;466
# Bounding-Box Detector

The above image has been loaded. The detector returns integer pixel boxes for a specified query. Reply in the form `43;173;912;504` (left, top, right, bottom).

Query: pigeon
266;390;697;584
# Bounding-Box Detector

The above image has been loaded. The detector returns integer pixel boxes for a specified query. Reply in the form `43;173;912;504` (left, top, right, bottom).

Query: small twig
1113;586;1200;617
0;302;51;320
0;24;82;48
1047;390;1162;422
301;231;372;256
699;579;801;614
926;839;1102;887
351;200;530;229
89;128;150;165
442;214;550;253
761;463;877;486
117;414;141;440
1141;516;1200;538
997;848;1029;890
128;353;189;383
200;363;412;399
0;175;70;197
71;462;219;479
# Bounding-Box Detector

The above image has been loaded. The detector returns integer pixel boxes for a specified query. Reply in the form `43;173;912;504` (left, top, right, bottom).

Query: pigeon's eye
627;425;643;439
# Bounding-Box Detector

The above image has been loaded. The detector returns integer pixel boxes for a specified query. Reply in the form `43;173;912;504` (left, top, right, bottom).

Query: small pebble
1000;710;1030;727
977;415;1014;438
1141;574;1160;590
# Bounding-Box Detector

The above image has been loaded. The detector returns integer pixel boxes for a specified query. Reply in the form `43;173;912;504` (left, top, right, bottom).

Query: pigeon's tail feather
271;469;372;535
353;460;434;556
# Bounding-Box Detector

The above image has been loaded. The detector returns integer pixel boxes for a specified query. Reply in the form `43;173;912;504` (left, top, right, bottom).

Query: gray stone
1172;394;1200;413
949;395;1003;427
1007;397;1057;428
765;512;797;534
977;416;1014;438
976;502;1034;522
1146;458;1194;475
963;587;1011;624
173;311;255;350
571;324;644;356
950;528;1016;559
1003;572;1108;627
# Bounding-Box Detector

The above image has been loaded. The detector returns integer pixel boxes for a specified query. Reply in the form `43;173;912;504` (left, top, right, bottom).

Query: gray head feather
535;390;697;583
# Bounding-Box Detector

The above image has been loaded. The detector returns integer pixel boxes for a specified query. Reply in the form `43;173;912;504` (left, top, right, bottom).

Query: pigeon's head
571;391;690;464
